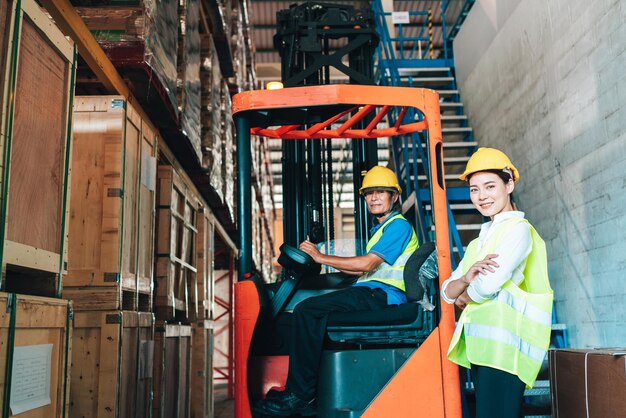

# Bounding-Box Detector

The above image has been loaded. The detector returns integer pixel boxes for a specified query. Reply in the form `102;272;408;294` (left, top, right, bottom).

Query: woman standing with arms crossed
441;148;553;418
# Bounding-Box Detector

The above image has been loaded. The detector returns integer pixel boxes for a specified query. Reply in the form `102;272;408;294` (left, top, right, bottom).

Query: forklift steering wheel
277;243;319;273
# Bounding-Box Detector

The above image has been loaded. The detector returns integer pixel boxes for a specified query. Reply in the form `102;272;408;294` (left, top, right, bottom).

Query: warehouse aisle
215;384;235;418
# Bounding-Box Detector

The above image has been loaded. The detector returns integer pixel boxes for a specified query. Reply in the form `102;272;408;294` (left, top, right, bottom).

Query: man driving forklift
254;165;419;416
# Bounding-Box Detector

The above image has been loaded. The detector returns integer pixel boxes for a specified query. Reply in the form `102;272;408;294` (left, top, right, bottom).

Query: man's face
364;189;396;215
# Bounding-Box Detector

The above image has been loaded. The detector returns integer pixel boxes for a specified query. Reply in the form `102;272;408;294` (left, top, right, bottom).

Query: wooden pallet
0;0;75;297
153;323;192;418
63;96;157;312
154;165;199;321
70;310;154;418
191;320;214;418
0;293;72;417
195;207;214;320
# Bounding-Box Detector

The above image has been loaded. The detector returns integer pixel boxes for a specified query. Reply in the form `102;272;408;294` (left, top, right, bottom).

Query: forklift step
524;380;550;397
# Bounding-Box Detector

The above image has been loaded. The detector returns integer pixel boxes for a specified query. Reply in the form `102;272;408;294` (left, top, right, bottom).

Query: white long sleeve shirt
441;211;532;304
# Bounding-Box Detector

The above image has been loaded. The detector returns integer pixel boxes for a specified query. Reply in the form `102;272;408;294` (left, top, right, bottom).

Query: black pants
471;364;526;418
285;286;388;400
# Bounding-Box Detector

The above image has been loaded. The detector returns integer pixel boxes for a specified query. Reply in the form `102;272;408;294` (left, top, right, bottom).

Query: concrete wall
453;0;626;347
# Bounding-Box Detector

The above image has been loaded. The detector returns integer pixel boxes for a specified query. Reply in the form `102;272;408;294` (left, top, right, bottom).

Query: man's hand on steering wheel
299;239;321;263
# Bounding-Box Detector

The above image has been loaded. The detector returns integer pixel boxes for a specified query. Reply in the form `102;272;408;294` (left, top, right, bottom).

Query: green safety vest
357;214;419;291
447;217;553;388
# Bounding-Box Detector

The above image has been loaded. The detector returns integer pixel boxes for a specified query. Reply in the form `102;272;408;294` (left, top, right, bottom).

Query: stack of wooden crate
0;0;262;415
63;96;157;418
0;0;75;416
152;162;216;418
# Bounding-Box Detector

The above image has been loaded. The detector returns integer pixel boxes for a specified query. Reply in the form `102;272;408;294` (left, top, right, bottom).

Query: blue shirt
353;212;414;305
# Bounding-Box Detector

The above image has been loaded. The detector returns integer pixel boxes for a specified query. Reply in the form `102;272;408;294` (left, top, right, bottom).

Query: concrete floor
214;384;234;418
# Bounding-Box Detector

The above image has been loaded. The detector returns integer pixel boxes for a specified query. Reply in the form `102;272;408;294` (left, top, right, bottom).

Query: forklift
232;3;462;417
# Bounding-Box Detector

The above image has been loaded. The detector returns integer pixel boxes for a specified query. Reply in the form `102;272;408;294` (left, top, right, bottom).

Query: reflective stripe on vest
447;217;553;388
357;214;418;291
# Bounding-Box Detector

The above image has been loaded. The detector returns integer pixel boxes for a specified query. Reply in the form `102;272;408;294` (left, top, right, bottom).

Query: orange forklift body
232;85;462;418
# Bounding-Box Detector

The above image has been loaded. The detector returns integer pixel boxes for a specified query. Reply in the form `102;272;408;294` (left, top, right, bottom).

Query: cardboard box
550;348;626;418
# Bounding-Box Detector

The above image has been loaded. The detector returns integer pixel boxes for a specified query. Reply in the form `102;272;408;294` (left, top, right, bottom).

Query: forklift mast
274;2;380;252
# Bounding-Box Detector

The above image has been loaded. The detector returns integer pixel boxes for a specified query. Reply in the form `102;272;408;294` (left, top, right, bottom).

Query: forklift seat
325;242;439;345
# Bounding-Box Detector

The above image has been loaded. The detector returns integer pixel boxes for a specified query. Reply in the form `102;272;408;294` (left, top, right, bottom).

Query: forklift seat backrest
403;242;437;302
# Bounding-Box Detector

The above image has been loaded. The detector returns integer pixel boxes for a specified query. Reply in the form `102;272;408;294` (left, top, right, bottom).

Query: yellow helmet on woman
459;147;520;182
359;166;402;195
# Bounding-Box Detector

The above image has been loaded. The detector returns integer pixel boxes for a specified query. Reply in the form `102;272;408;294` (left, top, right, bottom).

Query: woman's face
469;171;514;219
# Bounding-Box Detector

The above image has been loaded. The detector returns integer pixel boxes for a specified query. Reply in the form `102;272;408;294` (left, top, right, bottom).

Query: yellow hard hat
459;147;520;182
359;166;402;195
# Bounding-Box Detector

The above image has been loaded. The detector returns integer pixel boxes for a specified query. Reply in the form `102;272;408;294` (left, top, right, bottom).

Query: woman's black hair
467;169;512;184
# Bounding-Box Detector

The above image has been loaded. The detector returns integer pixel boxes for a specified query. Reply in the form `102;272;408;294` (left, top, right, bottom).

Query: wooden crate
152;323;191;418
191;320;214;418
195;207;214;321
0;293;72;417
70;311;154;418
63;96;157;312
0;0;75;297
154;165;199;321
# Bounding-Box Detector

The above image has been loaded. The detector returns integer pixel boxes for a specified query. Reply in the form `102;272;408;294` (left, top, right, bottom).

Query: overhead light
266;81;284;90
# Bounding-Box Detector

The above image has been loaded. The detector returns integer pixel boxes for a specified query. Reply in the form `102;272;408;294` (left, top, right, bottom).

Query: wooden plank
191;320;214;418
136;312;154;417
195;209;213;320
62;286;121;312
0;293;71;418
0;0;12;141
137;123;156;297
121;114;140;290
